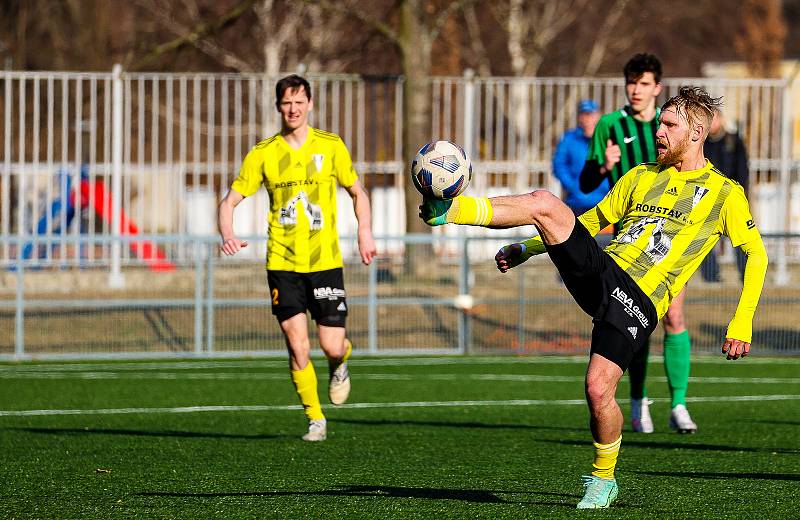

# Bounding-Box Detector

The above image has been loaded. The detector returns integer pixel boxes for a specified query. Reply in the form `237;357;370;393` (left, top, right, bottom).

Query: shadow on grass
334;417;583;433
137;484;584;507
753;419;800;427
634;470;800;482
541;438;800;454
9;427;286;440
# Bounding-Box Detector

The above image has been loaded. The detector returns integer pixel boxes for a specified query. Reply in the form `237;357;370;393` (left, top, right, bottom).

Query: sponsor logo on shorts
313;287;346;301
611;286;650;328
628;326;638;339
337;302;347;312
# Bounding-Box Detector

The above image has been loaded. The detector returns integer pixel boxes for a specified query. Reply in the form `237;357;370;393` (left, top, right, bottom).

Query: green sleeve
587;116;612;164
520;236;547;256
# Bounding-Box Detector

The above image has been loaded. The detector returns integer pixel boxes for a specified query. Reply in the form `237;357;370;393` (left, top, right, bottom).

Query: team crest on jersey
279;191;324;230
692;186;710;208
312;154;325;172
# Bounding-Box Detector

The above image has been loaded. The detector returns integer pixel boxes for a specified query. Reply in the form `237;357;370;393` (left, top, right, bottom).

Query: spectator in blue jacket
552;100;608;216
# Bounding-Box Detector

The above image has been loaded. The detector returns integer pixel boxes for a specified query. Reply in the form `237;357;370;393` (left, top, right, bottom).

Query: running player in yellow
218;74;377;441
420;86;768;508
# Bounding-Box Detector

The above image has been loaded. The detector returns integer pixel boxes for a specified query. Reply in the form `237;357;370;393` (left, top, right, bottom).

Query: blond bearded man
419;86;768;508
580;53;698;434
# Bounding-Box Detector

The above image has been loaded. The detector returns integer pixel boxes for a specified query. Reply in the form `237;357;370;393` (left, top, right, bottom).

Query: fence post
775;80;793;285
108;64;125;288
458;236;471;354
517;259;525;354
194;241;204;355
205;245;215;355
463;69;475;161
368;256;378;354
15;250;24;359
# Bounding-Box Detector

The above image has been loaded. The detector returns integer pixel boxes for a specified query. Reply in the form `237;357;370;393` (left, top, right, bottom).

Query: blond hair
662;86;723;137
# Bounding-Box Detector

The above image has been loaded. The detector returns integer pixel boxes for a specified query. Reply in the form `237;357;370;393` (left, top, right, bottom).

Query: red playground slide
79;179;176;271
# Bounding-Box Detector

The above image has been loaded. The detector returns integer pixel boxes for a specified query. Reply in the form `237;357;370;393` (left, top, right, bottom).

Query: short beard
657;136;690;165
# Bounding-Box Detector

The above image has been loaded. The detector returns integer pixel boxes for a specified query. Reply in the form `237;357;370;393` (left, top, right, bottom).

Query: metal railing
1;70;797;275
1;234;797;360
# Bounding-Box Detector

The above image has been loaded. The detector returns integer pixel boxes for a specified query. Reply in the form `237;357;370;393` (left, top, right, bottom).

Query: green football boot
576;475;619;509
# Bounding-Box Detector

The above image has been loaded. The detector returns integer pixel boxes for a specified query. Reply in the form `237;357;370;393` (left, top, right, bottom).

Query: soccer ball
411;140;472;199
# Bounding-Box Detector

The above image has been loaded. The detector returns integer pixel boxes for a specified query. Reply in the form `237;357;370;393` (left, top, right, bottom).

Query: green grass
0;355;798;518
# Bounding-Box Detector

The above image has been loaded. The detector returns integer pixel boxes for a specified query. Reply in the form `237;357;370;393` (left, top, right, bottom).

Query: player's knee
662;310;685;332
585;373;614;408
528;190;562;221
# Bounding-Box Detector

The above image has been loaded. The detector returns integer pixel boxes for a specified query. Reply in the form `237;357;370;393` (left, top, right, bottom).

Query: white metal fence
1;234;797;360
0;69;797;280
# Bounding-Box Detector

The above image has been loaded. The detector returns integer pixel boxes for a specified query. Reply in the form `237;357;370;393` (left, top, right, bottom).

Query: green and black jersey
580;106;660;192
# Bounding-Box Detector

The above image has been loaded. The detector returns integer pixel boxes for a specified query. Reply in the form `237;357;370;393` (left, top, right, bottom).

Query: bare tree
132;0;259;72
311;0;473;273
734;0;787;77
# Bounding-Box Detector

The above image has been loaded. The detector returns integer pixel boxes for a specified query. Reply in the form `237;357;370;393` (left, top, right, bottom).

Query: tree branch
430;0;480;41
130;0;257;71
308;0;399;45
582;0;629;75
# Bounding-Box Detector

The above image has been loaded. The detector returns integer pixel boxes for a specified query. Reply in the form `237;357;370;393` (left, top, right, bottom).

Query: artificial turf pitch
0;355;798;518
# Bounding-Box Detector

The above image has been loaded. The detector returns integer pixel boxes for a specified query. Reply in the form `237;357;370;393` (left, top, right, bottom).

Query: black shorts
545;221;658;371
267;268;348;327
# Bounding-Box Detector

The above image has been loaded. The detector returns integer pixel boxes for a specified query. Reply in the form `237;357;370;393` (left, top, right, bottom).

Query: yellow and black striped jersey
231;127;358;272
579;160;762;318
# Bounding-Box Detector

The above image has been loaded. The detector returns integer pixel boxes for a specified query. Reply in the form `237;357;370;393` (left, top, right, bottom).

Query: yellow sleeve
725;237;768;343
333;137;358;188
719;184;761;247
519;167;636;254
231;146;266;197
580;165;636;233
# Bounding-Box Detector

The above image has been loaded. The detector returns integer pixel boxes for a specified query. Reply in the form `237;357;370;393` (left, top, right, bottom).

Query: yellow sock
343;338;352;362
290;361;325;421
448;196;494;226
591;435;621;480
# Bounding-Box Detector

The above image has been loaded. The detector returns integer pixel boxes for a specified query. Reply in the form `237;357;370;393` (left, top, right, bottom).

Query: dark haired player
218;74;377;441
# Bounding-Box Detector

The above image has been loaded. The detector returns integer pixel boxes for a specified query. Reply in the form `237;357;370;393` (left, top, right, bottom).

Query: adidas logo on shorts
337;302;347;312
627;326;638;339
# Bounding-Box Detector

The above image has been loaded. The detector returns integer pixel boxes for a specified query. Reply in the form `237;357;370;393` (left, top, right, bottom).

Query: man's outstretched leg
580;345;625;509
662;290;697;433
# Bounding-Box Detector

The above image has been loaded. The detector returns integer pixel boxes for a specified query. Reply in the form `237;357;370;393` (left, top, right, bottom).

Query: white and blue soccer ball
411;140;472;200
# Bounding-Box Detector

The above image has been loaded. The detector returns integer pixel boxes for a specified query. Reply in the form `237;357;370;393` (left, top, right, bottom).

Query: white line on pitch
0;371;799;385
1;394;799;417
1;355;797;373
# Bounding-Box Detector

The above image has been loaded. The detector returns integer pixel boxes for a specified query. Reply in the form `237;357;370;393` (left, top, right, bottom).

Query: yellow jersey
582;160;762;317
525;160;763;319
231;127;359;272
